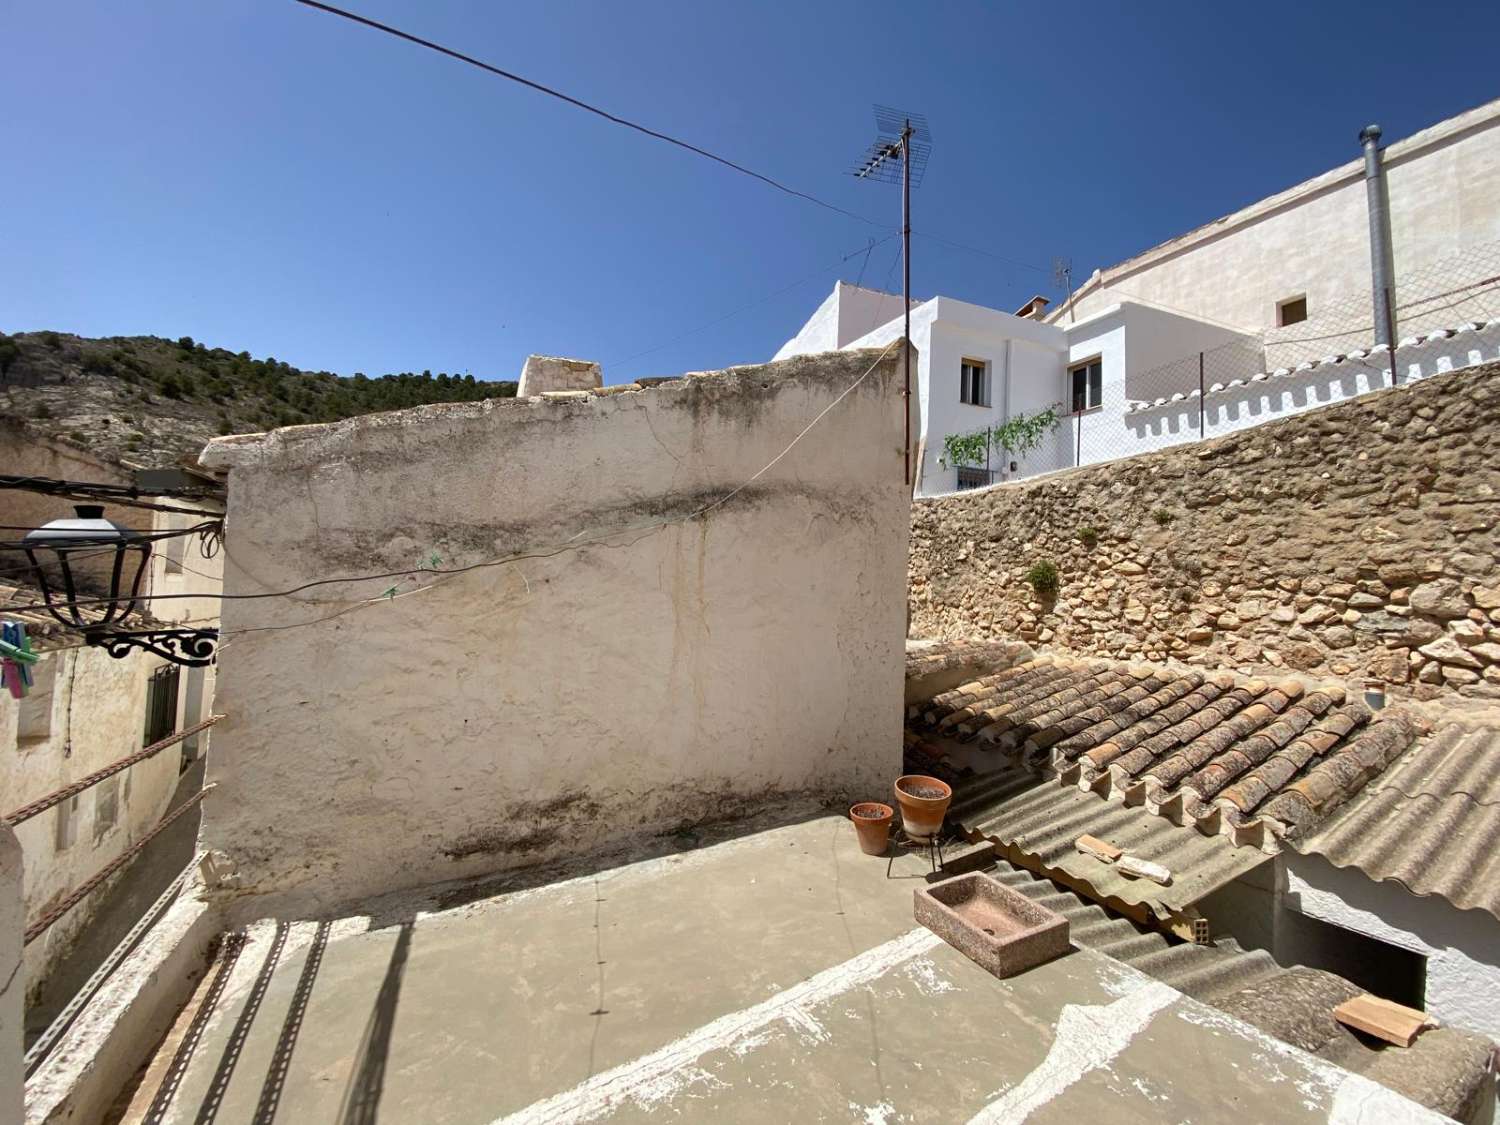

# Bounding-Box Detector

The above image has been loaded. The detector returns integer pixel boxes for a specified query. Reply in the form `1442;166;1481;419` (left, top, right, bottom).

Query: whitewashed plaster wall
772;283;914;362
0;648;183;1000
840;297;1068;496
0;822;22;1125
1281;852;1500;1042
197;347;912;917
1061;99;1500;336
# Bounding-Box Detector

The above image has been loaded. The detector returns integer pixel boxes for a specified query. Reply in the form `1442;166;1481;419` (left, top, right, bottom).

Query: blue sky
5;1;1498;384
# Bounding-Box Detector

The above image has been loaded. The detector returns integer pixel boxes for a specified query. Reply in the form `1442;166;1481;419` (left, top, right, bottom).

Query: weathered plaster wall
0;647;184;1000
0;822;22;1125
1061;98;1500;338
909;358;1500;700
198;347;912;915
1281;852;1500;1042
516;355;602;397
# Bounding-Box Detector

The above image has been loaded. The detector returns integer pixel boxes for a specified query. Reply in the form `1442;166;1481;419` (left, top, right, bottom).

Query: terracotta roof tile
906;651;1427;849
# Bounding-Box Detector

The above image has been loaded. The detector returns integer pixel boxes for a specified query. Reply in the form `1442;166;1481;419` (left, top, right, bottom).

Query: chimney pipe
1359;124;1398;383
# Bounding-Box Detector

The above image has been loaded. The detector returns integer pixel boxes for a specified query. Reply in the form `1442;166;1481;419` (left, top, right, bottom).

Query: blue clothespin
1;621;36;699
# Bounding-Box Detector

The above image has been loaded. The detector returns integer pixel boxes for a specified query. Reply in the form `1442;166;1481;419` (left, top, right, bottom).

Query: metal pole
902;122;912;486
1198;351;1205;434
1360;124;1398;384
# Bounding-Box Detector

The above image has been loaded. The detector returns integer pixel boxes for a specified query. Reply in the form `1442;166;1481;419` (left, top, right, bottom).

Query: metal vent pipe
1360;124;1399;383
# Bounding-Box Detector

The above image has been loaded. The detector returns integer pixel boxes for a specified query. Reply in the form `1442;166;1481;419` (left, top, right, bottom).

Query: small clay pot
849;802;894;856
893;774;952;840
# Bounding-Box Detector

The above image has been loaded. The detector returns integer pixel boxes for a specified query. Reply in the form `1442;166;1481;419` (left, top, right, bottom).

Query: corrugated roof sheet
1296;723;1500;922
940;760;1270;919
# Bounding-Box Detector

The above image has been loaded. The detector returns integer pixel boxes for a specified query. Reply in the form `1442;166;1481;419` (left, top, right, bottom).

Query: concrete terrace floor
116;813;1444;1124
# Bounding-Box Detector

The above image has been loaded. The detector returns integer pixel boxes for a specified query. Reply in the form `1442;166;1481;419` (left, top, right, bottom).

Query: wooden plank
1074;834;1123;863
1333;994;1433;1047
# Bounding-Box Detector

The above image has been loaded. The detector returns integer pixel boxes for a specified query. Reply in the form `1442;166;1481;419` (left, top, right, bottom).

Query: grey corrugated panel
977;859;1494;1121
951;764;1270;916
1296;724;1500;922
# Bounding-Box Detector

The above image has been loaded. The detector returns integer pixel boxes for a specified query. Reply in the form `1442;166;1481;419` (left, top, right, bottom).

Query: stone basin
914;870;1070;978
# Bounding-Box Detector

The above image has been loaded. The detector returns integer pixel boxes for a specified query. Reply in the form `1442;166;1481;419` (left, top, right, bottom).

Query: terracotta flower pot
894;774;952;840
849;802;894;856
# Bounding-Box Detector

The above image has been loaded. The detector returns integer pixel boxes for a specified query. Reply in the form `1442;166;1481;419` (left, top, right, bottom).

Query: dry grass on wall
909;359;1500;701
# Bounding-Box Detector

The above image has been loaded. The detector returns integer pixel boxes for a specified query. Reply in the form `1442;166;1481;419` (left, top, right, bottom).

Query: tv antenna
852;106;931;488
1053;257;1075;323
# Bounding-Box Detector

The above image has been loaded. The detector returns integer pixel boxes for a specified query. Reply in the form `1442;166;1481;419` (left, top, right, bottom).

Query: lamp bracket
85;628;219;668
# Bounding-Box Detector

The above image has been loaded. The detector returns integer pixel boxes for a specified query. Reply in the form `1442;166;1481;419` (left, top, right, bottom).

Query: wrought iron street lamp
19;505;219;667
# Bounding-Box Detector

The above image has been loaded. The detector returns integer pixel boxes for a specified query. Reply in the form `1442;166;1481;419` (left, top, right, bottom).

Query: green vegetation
6;331;520;438
1025;560;1060;598
0;334;18;376
1152;508;1175;527
942;405;1062;470
1076;525;1100;549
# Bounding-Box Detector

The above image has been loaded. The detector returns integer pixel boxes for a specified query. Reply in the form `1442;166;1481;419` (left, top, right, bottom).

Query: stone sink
915;871;1070;978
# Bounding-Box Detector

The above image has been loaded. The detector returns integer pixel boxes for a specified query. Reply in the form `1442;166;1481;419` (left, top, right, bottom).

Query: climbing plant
941;405;1062;468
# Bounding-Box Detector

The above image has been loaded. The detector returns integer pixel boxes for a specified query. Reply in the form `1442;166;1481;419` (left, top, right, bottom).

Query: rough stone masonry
910;358;1500;701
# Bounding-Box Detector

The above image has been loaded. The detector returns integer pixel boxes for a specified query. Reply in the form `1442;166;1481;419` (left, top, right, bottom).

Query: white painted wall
197;347;913;917
1281;852;1500;1042
771;282;914;362
1058;99;1500;344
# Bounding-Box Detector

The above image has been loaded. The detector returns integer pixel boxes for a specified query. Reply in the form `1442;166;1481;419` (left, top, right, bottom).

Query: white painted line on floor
492;927;943;1125
966;980;1180;1124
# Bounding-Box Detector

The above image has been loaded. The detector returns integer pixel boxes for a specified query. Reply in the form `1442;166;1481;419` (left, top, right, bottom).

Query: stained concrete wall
197;346;912;916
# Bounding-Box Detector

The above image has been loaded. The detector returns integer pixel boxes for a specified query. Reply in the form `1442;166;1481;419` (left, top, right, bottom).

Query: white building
775;97;1500;497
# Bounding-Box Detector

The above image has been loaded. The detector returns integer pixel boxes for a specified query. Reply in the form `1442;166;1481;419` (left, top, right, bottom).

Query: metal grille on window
955;467;995;491
143;665;180;748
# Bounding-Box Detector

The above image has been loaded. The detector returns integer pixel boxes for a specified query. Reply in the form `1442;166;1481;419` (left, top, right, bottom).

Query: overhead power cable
291;0;883;228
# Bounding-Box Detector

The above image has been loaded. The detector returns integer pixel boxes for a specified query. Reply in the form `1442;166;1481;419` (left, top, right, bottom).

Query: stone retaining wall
909;360;1500;701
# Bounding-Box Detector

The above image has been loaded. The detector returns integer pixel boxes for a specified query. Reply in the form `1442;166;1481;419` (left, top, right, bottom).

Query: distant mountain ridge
0;330;517;467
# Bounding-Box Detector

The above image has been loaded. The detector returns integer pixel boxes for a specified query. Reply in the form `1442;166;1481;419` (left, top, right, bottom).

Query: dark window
1070;359;1102;412
1278;296;1308;326
955;467;995;491
960;359;989;406
144;665;180;747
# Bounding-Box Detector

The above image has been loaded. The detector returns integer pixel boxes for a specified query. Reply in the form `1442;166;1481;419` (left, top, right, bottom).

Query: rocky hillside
0;330;517;467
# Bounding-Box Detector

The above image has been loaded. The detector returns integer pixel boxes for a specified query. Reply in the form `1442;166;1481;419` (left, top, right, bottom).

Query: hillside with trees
0;330;517;466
